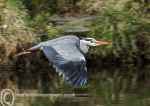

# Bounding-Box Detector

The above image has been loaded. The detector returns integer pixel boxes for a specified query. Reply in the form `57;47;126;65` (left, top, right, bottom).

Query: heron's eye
91;39;96;43
91;41;94;43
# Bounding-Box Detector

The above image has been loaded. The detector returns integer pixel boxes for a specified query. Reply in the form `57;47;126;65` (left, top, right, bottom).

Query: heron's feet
15;48;31;56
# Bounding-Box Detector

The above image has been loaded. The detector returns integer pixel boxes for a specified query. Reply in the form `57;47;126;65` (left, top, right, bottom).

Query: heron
16;35;109;87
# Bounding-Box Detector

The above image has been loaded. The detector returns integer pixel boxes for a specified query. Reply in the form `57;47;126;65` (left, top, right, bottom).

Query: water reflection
0;64;150;106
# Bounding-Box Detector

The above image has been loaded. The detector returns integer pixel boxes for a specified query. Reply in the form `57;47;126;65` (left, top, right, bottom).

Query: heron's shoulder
39;35;79;46
60;35;79;41
64;35;79;39
54;35;80;44
46;35;79;42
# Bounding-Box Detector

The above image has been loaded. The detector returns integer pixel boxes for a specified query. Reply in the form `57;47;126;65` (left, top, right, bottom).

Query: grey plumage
28;35;87;87
25;35;109;87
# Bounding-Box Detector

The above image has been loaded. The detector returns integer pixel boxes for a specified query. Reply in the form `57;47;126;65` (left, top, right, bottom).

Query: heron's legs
15;48;31;56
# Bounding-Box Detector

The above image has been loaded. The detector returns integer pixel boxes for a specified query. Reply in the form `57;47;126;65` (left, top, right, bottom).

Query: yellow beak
95;41;110;45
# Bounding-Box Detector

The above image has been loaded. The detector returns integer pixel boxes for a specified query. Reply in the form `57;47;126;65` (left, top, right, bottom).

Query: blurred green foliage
86;11;150;62
0;0;150;63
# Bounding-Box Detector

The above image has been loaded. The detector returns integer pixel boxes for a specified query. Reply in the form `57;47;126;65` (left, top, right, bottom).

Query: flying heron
17;35;109;87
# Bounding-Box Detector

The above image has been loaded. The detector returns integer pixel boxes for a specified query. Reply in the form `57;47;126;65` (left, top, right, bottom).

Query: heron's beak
95;41;110;45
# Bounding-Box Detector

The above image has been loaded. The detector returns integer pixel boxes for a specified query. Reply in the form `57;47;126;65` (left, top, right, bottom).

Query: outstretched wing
42;36;87;87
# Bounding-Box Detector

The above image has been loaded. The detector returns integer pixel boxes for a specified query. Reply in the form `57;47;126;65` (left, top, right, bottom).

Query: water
0;64;150;106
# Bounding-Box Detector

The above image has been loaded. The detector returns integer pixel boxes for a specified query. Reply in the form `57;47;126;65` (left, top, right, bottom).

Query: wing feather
42;45;87;87
28;36;87;87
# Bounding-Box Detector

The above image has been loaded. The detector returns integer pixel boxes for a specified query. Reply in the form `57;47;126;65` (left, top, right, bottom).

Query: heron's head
80;38;110;46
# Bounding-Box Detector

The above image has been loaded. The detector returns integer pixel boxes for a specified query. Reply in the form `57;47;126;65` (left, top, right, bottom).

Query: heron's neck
80;41;89;54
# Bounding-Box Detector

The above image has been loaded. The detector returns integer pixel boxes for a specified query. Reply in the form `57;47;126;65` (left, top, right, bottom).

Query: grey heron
16;35;109;87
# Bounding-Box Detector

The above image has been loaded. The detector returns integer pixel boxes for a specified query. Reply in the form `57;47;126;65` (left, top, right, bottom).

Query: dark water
0;64;150;106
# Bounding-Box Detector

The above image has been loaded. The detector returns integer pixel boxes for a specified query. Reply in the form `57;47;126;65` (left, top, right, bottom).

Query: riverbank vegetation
0;0;150;65
0;0;36;64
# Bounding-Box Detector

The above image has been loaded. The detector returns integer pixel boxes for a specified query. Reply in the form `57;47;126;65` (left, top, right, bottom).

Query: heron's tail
28;44;41;51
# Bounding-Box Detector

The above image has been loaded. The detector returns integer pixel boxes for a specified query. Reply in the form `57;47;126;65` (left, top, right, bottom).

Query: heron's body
29;36;87;87
24;35;109;87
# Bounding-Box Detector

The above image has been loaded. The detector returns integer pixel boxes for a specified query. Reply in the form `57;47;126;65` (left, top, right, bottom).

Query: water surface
0;64;150;106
